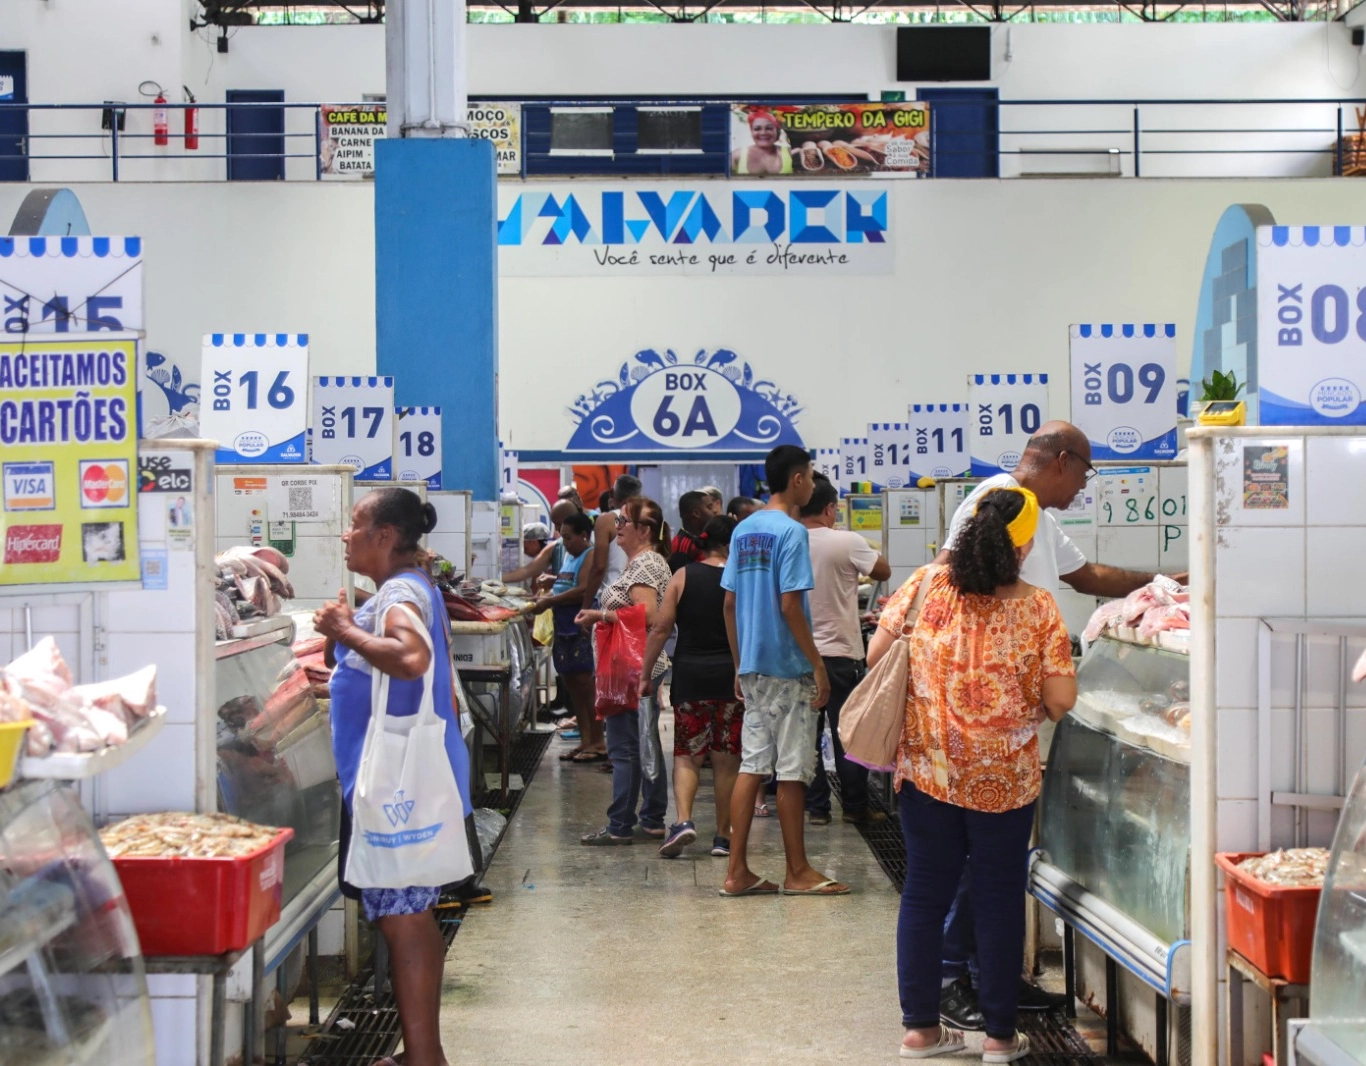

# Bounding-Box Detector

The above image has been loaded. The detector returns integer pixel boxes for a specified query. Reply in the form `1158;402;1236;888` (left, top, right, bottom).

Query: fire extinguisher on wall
183;88;199;150
153;93;169;147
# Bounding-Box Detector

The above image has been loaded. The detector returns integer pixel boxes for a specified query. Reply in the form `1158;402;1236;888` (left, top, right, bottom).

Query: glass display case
0;780;154;1065
215;631;341;910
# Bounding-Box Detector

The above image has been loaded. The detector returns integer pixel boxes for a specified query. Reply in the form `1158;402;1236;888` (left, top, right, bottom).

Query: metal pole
1133;106;1141;177
1337;105;1344;176
110;117;119;182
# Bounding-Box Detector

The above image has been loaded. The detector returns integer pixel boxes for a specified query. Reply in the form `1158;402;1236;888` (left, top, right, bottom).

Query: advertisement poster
1243;445;1290;509
199;334;309;465
814;447;842;493
907;403;969;480
468;103;522;177
318;104;387;177
498;183;892;277
0;334;140;585
967;374;1049;477
311;376;395;479
1256;225;1366;424
730;103;930;178
395;407;442;488
868;422;913;489
841;437;871;488
1069;324;1177;460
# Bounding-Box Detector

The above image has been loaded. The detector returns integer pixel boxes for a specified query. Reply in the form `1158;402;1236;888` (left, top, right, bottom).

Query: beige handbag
839;569;937;773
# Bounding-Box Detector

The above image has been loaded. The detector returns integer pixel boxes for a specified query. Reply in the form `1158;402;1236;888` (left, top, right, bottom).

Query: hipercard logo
5;524;62;563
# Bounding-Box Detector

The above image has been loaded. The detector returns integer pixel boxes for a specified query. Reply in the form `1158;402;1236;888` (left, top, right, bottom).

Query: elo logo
3;462;55;512
630;367;742;449
79;460;129;508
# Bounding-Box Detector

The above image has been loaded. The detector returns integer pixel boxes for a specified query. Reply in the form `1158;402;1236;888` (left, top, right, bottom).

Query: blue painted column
375;137;499;499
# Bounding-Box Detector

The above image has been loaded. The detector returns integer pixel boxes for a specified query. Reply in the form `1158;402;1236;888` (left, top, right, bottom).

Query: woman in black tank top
641;515;744;859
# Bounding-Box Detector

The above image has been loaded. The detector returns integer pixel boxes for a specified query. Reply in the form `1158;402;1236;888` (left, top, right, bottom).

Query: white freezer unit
427;490;473;579
468;500;502;582
881;489;939;591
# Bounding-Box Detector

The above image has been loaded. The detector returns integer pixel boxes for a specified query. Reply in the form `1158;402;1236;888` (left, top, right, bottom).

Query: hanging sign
199;334;308;465
0;236;144;335
814;446;842;493
311;376;394;479
498;183;892;277
468;103;522;177
908;403;970;480
868;422;913;489
564;348;804;459
395;406;442;489
968;374;1049;476
730;103;931;178
1069;324;1177;459
0;334;140;586
841;437;871;488
500;447;519;499
1256;225;1366;424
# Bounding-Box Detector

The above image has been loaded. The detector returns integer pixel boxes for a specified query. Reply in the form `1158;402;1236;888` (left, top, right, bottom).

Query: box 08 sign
199;334;308;465
968;374;1048;476
0;335;140;585
1069;325;1177;460
908;403;969;479
311;377;395;479
395;407;442;489
1257;225;1366;424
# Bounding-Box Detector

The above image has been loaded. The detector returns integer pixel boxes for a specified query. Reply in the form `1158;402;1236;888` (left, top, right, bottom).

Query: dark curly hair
949;488;1026;596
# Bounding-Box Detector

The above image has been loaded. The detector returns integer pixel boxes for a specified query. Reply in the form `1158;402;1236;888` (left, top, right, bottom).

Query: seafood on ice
100;811;280;859
1236;848;1330;888
1083;576;1190;644
214;545;295;638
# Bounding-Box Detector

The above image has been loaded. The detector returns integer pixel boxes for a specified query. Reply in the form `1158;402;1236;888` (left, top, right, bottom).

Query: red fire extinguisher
183;88;199;150
153;93;169;147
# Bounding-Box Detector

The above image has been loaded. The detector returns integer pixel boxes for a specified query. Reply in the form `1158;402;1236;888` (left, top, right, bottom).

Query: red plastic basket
1215;852;1322;983
113;827;294;957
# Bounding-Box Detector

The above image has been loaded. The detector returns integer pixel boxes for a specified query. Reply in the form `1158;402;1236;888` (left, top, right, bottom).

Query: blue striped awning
971;373;1048;386
207;334;309;348
0;236;142;258
1262;225;1366;249
316;376;393;388
1072;324;1176;339
910;403;966;414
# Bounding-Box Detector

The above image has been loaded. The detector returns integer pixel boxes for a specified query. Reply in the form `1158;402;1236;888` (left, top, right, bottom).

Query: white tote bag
345;602;475;890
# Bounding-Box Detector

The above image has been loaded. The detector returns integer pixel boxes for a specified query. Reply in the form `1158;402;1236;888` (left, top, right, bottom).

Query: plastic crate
113;827;293;956
1215;852;1321;983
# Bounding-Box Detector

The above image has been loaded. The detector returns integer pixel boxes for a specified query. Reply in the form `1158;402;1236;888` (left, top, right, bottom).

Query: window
636;107;703;155
549;108;613;156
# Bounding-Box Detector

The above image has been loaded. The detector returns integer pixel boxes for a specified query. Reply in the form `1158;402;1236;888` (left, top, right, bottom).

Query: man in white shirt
799;474;892;826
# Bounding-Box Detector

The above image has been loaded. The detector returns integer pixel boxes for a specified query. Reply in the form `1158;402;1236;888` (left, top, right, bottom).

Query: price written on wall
311;377;394;479
199;334;308;464
395;407;442;489
1096;465;1188;557
1257;225;1366;424
908;403;969;480
868;423;913;489
1069;325;1177;460
968;374;1048;476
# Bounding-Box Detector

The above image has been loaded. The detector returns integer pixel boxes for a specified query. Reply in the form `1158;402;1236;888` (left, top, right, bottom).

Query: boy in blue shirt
720;445;850;898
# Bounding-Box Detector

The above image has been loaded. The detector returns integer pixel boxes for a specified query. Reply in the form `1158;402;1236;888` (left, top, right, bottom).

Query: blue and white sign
312;377;395;479
395;407;442;489
497;184;892;276
814;447;842;493
908;403;970;480
841;437;871;487
1069;324;1177;459
968;374;1049;476
565;348;804;458
500;447;519;499
1257;225;1366;424
868;422;913;489
1;236;143;335
200;334;308;464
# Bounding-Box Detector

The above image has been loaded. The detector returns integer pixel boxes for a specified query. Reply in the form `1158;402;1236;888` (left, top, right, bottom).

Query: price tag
500;447;519;499
840;437;871;488
1257;225;1366;424
967;374;1049;476
814;447;842;493
868;423;913;489
395;407;442;489
908;403;969;479
311;376;395;479
1069;325;1177;459
1096;466;1159;527
200;334;308;464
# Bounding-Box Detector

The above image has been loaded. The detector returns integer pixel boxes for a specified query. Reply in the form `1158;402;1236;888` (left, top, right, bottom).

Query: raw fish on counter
214;546;296;638
100;811;280;859
1083;576;1190;644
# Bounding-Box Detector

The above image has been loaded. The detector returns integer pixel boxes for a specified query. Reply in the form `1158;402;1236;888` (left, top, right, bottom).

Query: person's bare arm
641;570;684;689
932;547;952;566
869;554;892;583
533;557;591;613
1042;675;1078;722
314;597;431;682
503;542;556;585
780;590;829;709
1061;563;1159;599
866;626;896;668
724;590;742;701
579;513;615;607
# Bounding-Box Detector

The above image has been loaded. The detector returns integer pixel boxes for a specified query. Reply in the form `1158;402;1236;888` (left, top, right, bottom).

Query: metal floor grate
299;729;554;1065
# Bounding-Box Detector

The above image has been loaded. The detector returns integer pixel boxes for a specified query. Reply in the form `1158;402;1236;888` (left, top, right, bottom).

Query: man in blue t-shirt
719;445;850;898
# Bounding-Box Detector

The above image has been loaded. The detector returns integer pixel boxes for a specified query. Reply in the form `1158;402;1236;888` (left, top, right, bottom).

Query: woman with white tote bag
316;488;473;1066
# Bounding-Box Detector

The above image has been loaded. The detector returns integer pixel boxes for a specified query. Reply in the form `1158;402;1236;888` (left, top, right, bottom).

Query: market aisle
438;716;912;1065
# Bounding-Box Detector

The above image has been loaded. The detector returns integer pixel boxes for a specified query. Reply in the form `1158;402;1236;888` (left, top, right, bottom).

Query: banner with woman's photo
730;103;932;179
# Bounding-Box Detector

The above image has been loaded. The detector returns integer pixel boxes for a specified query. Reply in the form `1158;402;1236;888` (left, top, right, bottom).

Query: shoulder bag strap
369;598;438;727
902;565;940;633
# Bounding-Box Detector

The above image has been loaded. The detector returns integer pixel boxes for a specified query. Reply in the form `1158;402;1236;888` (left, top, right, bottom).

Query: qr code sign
270;478;326;521
289;486;313;513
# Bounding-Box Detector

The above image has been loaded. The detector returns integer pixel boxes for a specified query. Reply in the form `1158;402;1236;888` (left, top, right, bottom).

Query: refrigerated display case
0;780;154;1065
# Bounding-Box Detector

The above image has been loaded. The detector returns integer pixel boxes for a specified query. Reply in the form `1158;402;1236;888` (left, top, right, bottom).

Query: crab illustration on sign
566;348;805;457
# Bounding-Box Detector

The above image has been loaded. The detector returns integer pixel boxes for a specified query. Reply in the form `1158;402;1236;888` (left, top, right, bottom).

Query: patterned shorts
552;628;594;676
362;885;440;922
674;699;744;758
738;674;819;785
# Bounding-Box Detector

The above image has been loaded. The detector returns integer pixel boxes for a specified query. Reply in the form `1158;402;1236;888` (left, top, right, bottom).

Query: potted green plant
1193;369;1245;422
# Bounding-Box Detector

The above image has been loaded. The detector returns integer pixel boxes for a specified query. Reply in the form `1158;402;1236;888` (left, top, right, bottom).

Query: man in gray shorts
719;445;850;898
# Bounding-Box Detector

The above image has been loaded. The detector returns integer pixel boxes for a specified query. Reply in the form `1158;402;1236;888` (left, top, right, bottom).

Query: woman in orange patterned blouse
867;486;1075;1063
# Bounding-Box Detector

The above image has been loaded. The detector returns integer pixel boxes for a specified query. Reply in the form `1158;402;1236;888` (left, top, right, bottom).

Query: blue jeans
942;872;979;984
806;657;869;816
605;708;668;837
897;784;1035;1041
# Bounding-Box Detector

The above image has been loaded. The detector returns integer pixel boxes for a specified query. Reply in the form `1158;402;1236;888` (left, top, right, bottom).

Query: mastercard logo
80;460;129;507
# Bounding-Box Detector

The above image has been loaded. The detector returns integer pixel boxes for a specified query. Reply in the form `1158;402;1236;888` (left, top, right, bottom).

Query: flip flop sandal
718;878;779;897
559;729;581;740
899;1025;967;1059
780;879;851;896
754;803;773;818
558;747;585;761
572;750;606;763
982;1035;1031;1064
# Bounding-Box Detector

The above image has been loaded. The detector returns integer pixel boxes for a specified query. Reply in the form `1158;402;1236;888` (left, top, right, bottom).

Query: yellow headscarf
975;486;1039;547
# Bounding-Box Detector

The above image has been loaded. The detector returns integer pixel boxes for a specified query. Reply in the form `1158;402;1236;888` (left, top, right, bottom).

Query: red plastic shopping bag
593;604;647;718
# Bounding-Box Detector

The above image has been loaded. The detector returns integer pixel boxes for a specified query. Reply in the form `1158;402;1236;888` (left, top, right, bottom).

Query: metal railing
1;97;1364;181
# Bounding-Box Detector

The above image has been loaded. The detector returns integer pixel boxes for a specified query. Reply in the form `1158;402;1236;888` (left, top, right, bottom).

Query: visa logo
3;462;55;512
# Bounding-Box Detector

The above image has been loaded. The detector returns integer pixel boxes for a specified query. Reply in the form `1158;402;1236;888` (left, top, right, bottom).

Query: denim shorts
362;885;440;922
737;674;818;784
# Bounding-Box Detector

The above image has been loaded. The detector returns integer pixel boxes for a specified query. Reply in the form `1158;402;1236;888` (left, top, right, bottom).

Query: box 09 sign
312;377;395;479
0;335;140;586
968;374;1048;476
1069;325;1177;460
200;334;308;465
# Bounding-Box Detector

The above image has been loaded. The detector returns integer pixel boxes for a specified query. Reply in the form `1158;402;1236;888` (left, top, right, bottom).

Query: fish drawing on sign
741;364;754;388
145;351;201;413
693;349;709;365
707;349;738;371
634;349;667;372
618;364;632;388
663;349;679;365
